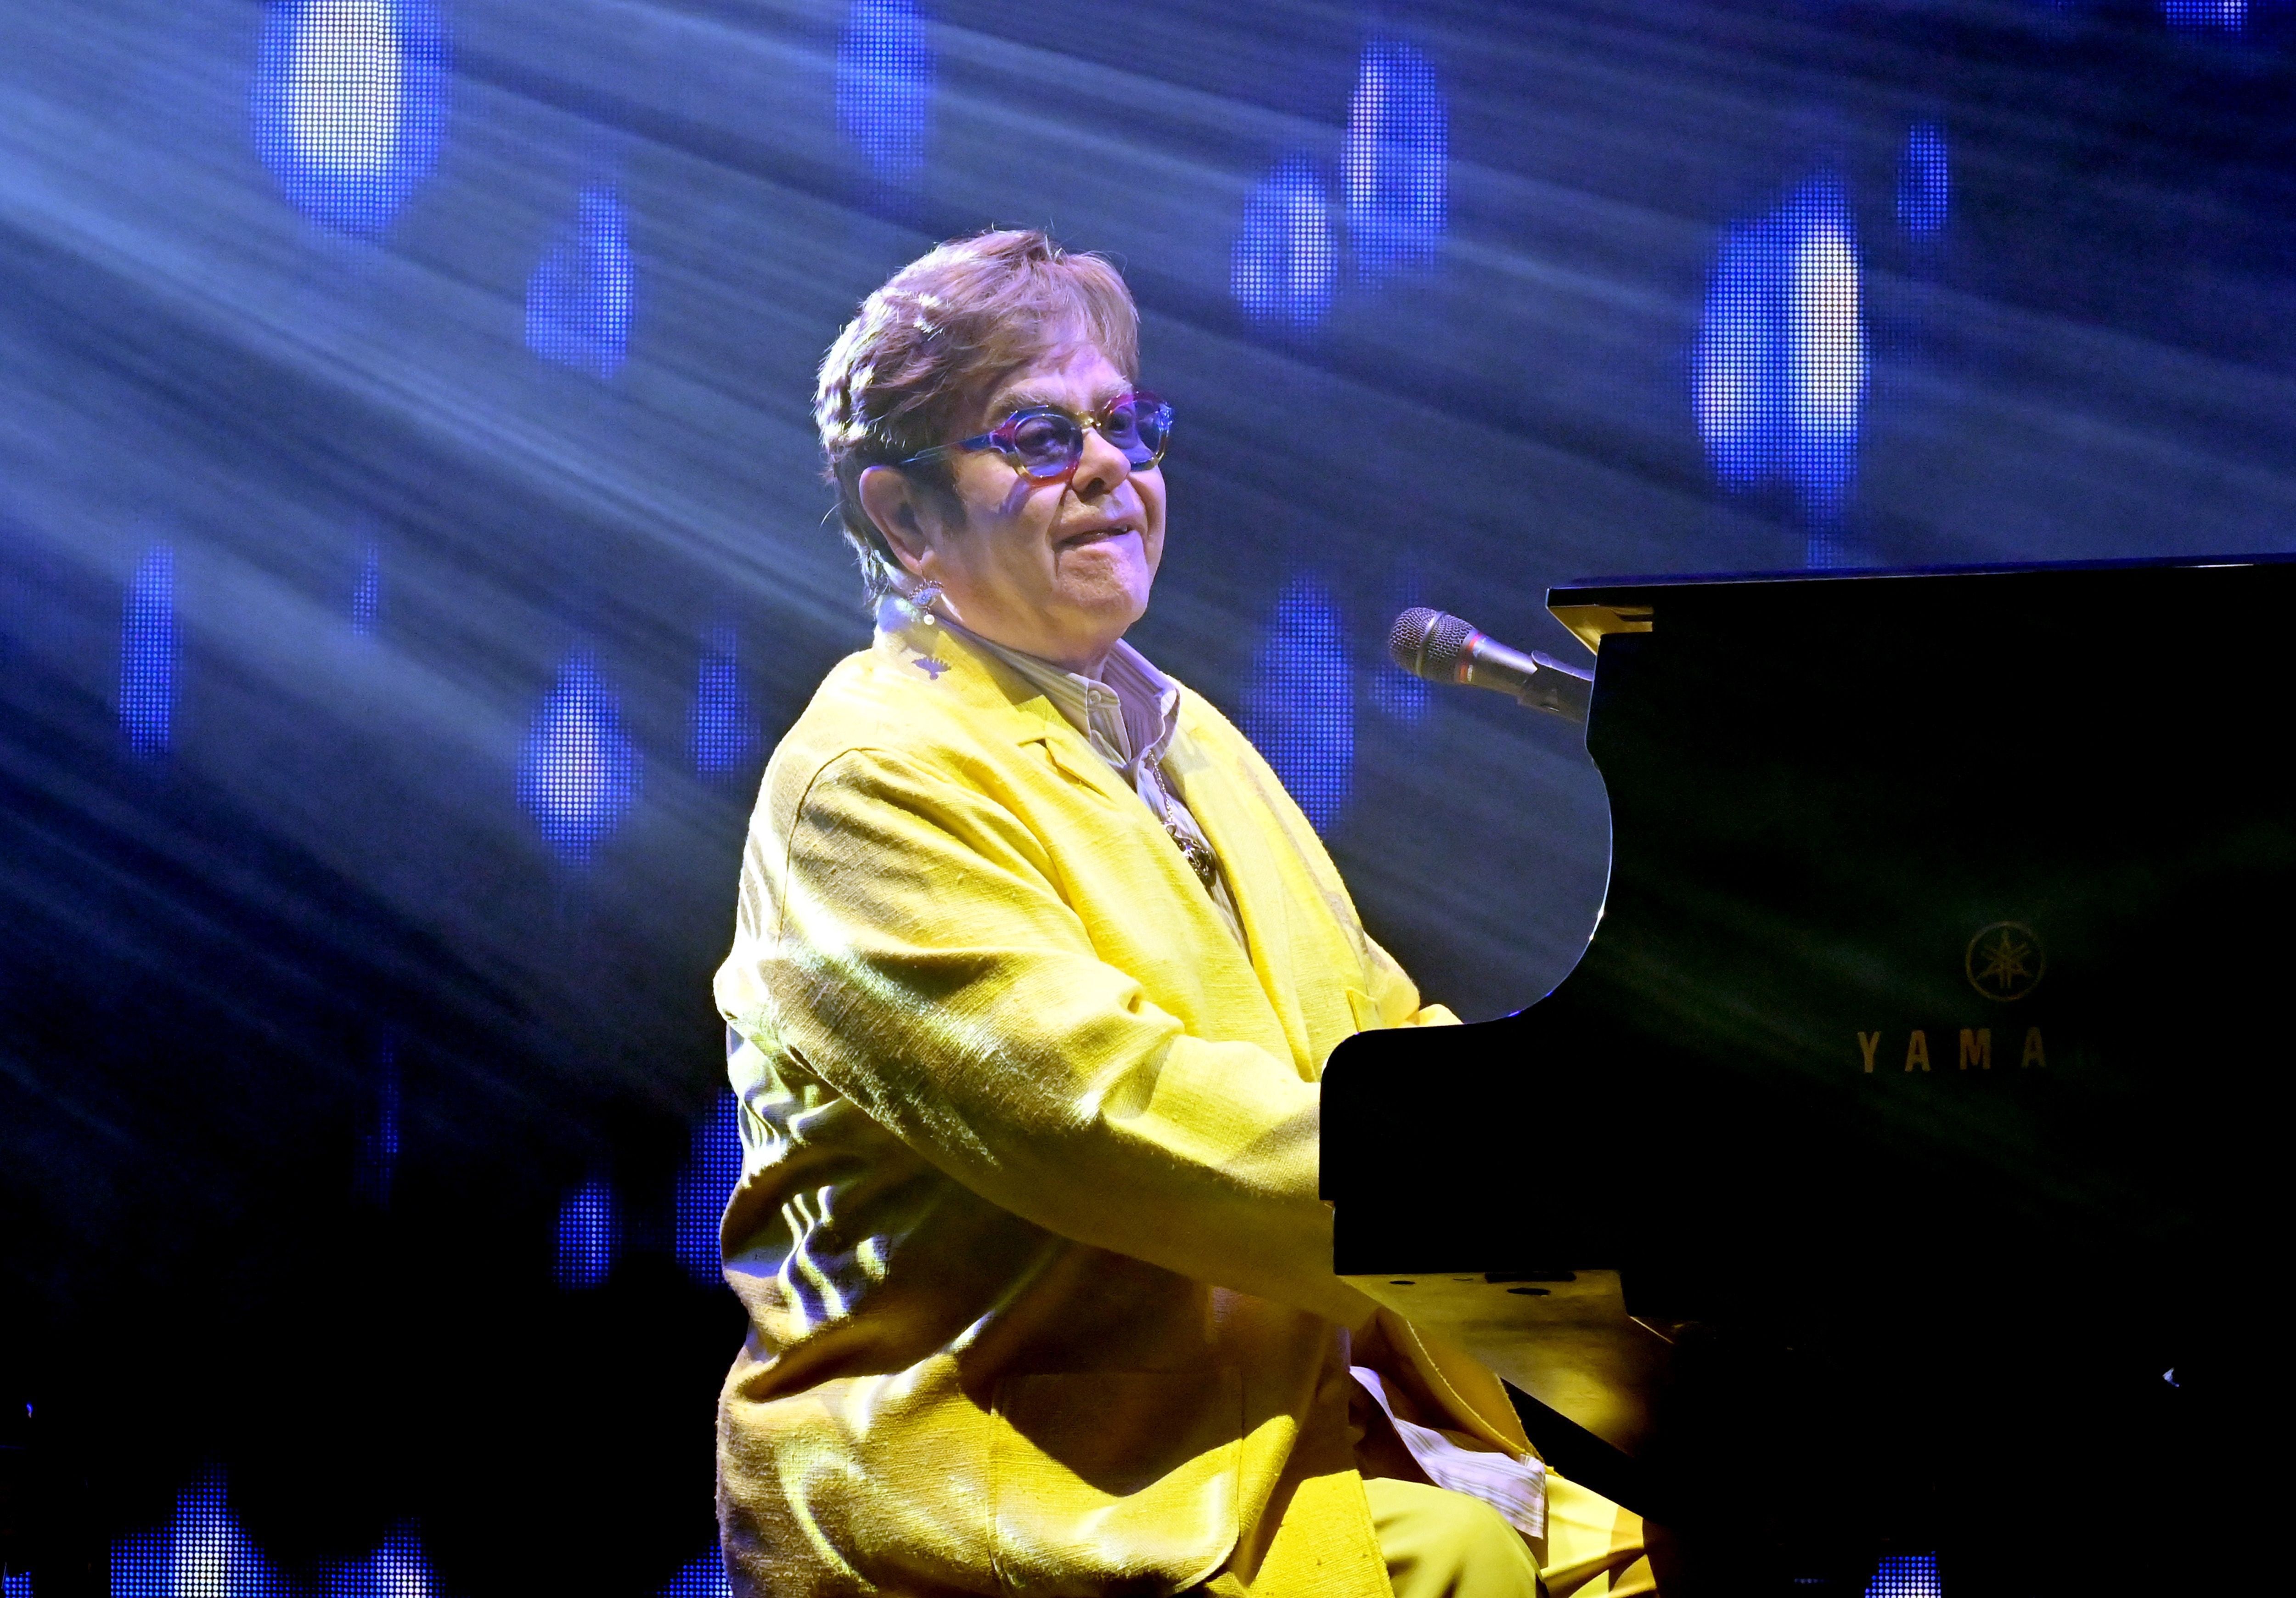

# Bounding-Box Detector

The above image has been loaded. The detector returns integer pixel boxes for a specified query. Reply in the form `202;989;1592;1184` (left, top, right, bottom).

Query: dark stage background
5;2;2293;1594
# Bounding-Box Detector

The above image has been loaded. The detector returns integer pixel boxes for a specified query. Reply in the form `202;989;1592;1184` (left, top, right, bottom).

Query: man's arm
1362;932;1462;1031
734;744;1378;1328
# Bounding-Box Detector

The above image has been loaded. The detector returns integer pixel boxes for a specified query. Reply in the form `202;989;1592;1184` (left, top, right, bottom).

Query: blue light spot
1370;656;1429;723
1863;1553;1941;1598
1345;40;1446;285
111;1468;290;1597
1233;158;1338;332
692;625;759;779
555;1178;616;1289
838;0;934;184
526;185;637;378
1787;188;1865;512
519;648;641;863
1897;122;1948;240
2164;0;2245;28
657;1551;732;1598
1696;219;1775;494
112;1470;441;1598
352;540;382;637
1693;178;1867;554
1244;578;1354;834
356;1039;399;1207
321;1525;437;1598
252;0;448;237
119;544;175;757
676;1090;742;1283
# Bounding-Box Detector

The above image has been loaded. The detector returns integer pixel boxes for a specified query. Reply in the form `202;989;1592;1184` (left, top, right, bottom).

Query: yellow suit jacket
713;608;1531;1598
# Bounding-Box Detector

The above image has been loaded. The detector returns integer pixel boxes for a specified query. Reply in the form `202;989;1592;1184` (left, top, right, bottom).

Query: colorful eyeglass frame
904;390;1172;482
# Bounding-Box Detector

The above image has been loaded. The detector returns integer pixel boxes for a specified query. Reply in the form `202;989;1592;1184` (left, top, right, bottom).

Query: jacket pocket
990;1367;1243;1598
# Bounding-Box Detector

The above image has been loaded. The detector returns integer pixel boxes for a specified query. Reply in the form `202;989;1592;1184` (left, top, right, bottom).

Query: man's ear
858;466;934;576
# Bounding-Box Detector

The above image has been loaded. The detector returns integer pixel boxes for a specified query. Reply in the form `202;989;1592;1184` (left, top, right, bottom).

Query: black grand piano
1322;559;2282;1596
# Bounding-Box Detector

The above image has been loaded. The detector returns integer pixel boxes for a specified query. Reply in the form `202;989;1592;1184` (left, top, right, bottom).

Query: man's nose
1070;423;1133;499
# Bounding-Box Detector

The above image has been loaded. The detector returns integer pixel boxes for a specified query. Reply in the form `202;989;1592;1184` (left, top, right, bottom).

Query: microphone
1387;607;1593;724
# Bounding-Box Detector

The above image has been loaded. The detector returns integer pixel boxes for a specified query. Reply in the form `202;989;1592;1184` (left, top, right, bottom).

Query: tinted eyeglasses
904;390;1172;483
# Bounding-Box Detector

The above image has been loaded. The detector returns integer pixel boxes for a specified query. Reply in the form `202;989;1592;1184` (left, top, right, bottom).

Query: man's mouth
1057;522;1138;549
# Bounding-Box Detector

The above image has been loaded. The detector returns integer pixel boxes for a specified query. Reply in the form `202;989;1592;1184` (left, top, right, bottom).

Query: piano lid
1548;549;2293;652
1335;550;2294;1303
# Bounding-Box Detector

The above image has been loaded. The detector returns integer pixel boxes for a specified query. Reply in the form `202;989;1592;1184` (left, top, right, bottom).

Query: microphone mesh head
1387;608;1441;675
1378;606;1469;679
1422;613;1474;678
1388;607;1475;682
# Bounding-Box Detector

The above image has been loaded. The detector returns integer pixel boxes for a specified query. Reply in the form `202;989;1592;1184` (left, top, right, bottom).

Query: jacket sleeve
1363;931;1461;1030
740;744;1378;1328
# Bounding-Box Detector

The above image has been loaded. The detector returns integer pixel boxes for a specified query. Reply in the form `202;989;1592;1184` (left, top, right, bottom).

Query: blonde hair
814;229;1140;601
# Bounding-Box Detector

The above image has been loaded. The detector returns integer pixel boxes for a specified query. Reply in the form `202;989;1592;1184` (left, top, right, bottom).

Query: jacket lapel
1019;716;1130;810
874;612;1321;1057
878;610;1166;818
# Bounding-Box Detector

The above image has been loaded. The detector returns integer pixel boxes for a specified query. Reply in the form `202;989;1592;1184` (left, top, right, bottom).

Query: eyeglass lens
1008;395;1170;478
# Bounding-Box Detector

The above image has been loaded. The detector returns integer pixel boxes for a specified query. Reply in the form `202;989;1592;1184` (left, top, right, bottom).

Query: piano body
1322;559;2280;1594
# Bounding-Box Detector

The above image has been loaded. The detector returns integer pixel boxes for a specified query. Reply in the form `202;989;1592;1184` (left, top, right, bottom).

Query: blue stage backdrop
5;2;2293;1594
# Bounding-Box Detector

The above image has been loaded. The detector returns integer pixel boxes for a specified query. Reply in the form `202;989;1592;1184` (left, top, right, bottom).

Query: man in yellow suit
713;230;1655;1598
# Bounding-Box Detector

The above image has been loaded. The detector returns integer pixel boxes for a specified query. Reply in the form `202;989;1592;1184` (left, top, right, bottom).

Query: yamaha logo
1965;922;2045;1003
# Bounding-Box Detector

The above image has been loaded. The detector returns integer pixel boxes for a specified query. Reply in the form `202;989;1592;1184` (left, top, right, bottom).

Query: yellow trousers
1365;1474;1656;1598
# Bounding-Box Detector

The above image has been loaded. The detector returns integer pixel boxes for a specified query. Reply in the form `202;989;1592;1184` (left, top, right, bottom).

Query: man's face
882;342;1165;674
